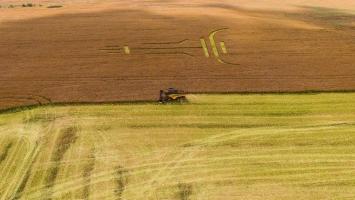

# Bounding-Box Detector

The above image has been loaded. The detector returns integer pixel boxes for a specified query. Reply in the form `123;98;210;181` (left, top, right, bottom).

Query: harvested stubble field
0;0;355;110
0;93;355;199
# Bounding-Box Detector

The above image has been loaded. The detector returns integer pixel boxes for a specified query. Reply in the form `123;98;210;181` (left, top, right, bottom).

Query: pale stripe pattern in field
1;93;355;199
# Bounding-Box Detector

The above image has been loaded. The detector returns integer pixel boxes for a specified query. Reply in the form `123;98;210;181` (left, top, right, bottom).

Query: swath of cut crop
13;143;41;200
0;142;13;165
114;166;128;200
82;149;95;200
43;126;78;200
23;112;57;124
177;183;193;200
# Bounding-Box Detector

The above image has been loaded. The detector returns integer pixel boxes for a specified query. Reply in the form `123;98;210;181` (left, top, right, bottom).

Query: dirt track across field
0;0;354;109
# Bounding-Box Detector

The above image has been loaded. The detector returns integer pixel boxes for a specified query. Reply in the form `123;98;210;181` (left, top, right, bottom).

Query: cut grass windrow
114;166;128;200
82;149;95;200
0;142;13;165
44;126;78;199
177;183;193;200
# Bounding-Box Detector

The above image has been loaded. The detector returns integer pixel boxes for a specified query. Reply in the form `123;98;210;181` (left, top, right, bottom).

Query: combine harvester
159;88;187;103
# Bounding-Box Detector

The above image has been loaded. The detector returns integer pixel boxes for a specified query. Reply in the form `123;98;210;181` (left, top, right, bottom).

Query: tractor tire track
1;137;34;200
22;129;259;198
11;143;41;200
0;139;25;196
22;152;355;199
23;126;355;198
5;108;57;199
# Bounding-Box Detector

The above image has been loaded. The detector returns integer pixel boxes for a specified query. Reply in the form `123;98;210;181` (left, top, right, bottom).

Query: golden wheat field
0;0;354;110
1;93;355;200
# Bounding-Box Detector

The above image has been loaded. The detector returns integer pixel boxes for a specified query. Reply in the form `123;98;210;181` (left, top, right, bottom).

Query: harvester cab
159;88;187;103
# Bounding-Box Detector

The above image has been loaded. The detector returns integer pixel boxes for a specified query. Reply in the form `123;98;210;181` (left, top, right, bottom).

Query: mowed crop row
0;2;355;110
0;93;355;199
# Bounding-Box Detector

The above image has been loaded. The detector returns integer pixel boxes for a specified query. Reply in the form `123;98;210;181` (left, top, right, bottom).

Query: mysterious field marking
220;42;227;54
209;34;219;57
206;28;239;65
101;27;238;65
123;46;130;54
208;28;228;58
200;38;210;58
